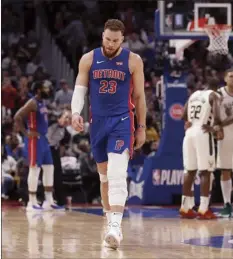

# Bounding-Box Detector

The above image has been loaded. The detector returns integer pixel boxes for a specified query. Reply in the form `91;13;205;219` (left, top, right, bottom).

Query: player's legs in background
198;170;216;219
195;131;216;219
220;170;232;217
190;183;195;209
26;137;42;211
41;164;65;210
27;165;42;211
41;144;64;210
97;162;111;226
180;170;197;218
208;172;215;207
181;133;197;218
41;164;54;206
104;150;129;249
189;172;214;212
217;139;233;217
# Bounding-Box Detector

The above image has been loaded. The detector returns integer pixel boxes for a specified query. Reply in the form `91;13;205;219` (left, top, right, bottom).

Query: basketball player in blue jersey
71;19;146;249
14;80;63;211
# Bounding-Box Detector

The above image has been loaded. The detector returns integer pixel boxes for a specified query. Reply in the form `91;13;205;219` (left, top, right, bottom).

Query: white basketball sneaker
26;202;43;212
104;222;123;249
103;222;112;248
42;201;65;211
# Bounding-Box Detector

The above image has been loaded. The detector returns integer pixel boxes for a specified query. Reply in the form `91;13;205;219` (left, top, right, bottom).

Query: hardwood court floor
2;206;233;258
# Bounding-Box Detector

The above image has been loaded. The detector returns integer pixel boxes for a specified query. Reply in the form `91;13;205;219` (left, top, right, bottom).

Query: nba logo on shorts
169;103;184;120
152;169;161;185
115;140;124;151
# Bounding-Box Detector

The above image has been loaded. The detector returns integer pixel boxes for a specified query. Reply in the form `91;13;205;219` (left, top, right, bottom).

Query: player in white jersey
216;68;233;218
180;78;220;219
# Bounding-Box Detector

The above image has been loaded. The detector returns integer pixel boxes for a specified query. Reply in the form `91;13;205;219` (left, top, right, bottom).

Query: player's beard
41;91;50;99
102;43;121;59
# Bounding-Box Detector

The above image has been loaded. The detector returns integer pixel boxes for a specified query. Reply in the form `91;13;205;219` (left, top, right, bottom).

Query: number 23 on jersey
99;80;117;94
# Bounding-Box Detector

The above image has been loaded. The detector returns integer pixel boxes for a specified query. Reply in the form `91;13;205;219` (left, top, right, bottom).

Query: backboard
155;0;233;40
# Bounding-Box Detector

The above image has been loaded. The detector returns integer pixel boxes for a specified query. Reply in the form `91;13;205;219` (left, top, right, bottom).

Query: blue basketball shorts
24;135;53;167
90;112;135;163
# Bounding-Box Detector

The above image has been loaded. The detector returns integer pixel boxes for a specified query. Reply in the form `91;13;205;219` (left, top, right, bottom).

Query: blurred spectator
1;145;17;199
128;32;145;54
16;76;32;109
78;140;100;203
26;55;46;76
54;79;73;108
5;134;24;161
145;115;159;143
2;77;18;116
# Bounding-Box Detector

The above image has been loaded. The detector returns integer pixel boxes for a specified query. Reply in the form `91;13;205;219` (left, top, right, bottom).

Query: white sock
199;196;209;213
45;191;54;204
105;211;111;225
181;196;191;211
221;180;232;204
189;196;195;209
111;212;123;227
29;194;37;205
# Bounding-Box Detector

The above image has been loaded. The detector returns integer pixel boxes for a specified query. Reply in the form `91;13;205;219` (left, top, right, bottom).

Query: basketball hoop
204;24;232;56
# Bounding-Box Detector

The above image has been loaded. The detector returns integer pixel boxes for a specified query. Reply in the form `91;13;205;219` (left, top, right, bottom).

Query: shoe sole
104;233;120;250
179;211;197;219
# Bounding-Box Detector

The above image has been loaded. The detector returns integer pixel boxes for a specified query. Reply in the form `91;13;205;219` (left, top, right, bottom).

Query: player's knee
107;149;129;177
27;166;41;192
107;150;129;206
42;164;54;187
99;173;108;183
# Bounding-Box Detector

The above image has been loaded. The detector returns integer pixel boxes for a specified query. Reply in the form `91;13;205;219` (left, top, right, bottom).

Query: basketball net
204;24;231;56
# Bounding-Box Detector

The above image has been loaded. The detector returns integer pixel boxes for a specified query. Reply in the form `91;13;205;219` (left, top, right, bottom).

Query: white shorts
183;129;215;171
217;137;233;170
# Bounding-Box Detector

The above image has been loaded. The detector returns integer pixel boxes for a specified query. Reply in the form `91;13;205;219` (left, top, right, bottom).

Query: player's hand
202;124;214;133
184;121;192;130
215;128;224;140
72;113;84;132
27;131;40;138
134;128;146;150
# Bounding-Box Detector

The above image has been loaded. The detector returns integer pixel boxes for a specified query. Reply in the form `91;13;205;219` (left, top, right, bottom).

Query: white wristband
71;85;88;115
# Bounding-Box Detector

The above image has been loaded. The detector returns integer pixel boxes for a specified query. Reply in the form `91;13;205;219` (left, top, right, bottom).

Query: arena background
1;0;233;206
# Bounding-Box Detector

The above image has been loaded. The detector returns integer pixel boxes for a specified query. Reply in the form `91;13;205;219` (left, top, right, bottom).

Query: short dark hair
104;19;125;35
225;67;233;77
207;78;220;88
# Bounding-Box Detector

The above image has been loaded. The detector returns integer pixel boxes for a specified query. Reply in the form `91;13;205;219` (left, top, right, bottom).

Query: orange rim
204;24;232;32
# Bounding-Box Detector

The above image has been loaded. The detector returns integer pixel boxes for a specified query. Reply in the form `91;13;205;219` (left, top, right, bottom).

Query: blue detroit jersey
89;47;134;117
24;98;52;166
27;98;48;135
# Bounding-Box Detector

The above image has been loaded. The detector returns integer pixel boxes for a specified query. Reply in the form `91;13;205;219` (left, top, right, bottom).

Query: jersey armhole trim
88;50;95;78
128;50;133;75
224;87;233;97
